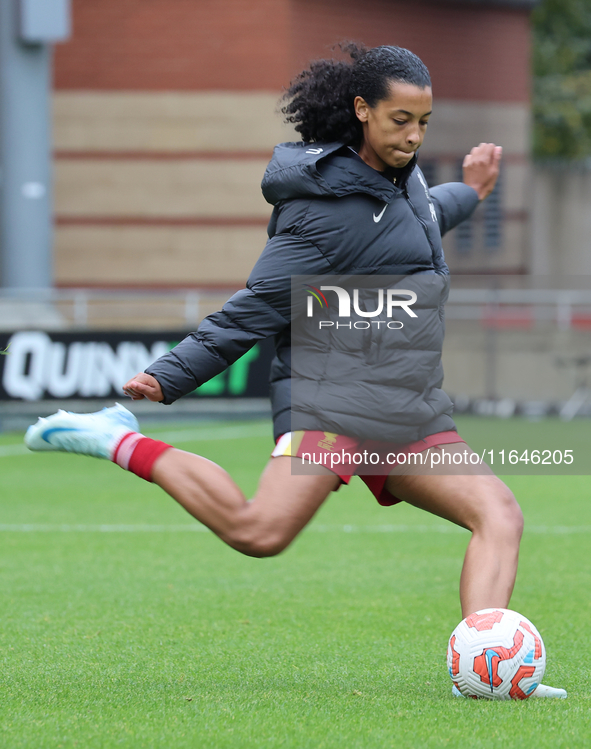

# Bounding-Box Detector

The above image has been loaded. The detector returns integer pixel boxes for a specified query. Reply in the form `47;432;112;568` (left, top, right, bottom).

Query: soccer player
26;44;564;698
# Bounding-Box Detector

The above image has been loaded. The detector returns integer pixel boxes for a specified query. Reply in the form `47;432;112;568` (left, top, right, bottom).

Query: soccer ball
447;608;546;700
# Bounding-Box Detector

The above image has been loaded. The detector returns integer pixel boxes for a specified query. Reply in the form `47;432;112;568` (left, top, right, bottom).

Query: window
456;160;473;255
454;159;503;255
483;170;503;252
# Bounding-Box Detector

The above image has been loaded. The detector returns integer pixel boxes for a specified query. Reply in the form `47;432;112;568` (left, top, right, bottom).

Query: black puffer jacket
146;142;479;441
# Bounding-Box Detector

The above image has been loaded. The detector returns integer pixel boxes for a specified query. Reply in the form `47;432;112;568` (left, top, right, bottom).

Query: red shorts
271;430;466;506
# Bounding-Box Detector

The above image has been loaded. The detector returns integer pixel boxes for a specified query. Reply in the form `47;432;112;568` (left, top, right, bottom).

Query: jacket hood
261;141;417;206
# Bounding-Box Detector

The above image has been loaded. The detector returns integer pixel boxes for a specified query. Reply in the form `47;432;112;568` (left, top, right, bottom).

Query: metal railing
0;287;241;331
446;287;591;330
1;285;591;331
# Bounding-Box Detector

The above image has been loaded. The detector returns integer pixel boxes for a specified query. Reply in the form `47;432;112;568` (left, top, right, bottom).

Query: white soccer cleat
452;683;567;699
25;403;139;460
530;684;567;699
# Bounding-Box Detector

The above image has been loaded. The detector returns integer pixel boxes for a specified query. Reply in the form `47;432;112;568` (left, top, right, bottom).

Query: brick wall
55;0;531;101
55;0;291;90
289;0;531;102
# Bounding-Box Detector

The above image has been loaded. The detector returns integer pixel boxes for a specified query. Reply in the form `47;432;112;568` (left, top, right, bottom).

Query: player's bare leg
25;402;339;557
149;442;564;699
386;459;523;619
152;452;340;557
157;443;522;609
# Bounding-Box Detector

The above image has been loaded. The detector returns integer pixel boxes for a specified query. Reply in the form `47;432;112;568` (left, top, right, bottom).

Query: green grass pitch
0;416;590;748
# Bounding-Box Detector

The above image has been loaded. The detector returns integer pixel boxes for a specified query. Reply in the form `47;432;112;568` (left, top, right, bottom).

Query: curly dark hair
281;43;431;145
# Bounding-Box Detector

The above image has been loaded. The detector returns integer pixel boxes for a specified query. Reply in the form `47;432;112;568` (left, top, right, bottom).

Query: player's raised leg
25;404;340;557
152;451;339;556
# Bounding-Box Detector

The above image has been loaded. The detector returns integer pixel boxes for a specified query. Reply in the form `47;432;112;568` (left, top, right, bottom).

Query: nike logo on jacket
373;204;388;223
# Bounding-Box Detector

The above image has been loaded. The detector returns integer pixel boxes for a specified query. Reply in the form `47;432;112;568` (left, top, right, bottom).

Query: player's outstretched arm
462;142;502;201
123;372;163;401
139;233;331;405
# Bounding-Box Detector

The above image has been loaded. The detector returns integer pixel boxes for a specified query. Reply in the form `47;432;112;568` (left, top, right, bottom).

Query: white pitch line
0;444;30;457
526;525;591;534
312;524;466;534
146;423;270;443
0;524;209;533
0;523;588;534
0;423;271;458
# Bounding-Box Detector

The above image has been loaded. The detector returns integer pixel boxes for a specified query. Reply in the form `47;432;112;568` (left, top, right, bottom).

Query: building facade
52;0;537;287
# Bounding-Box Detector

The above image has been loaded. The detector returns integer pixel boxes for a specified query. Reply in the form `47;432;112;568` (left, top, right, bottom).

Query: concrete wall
52;93;531;285
531;164;591;279
442;323;590;403
53;92;291;286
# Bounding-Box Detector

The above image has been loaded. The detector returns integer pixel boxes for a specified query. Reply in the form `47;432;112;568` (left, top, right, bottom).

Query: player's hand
123;373;164;402
462;143;502;201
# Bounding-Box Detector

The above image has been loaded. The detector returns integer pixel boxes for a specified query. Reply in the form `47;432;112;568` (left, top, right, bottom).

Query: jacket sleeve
429;182;479;236
144;233;332;404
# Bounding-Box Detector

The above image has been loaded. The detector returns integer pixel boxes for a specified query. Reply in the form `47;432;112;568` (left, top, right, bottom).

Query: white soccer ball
447;608;546;700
